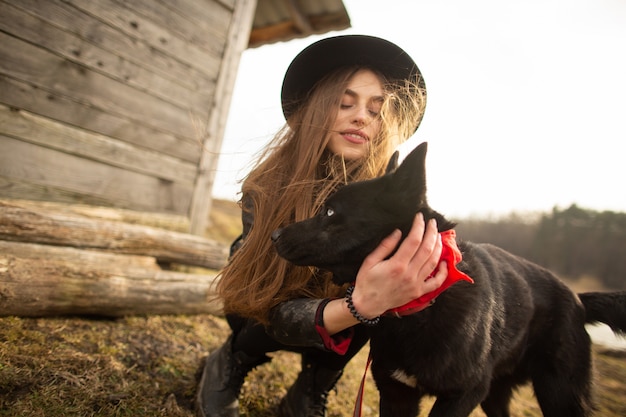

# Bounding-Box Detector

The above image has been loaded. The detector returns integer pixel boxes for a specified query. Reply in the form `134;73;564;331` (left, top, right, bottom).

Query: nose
271;228;282;242
352;107;367;125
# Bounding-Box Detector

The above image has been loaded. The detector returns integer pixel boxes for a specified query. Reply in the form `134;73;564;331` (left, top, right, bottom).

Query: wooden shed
0;0;349;317
0;0;350;236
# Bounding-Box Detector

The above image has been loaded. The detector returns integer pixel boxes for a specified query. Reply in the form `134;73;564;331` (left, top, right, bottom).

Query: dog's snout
271;228;282;242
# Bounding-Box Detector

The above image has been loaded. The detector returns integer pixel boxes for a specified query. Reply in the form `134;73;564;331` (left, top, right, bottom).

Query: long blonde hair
217;66;426;324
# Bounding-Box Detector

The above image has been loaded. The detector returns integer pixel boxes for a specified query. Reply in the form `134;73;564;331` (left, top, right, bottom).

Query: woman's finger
410;221;442;275
361;228;402;269
390;213;427;263
422;261;447;294
411;219;442;273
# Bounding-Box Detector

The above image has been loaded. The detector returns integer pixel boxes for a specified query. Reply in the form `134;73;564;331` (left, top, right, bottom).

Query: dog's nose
271;228;282;242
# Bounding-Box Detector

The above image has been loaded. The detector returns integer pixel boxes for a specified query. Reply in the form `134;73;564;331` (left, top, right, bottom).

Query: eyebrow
344;88;385;103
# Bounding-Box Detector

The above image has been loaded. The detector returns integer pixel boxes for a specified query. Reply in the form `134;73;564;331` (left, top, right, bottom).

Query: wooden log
3;199;190;232
0;241;223;317
0;201;229;269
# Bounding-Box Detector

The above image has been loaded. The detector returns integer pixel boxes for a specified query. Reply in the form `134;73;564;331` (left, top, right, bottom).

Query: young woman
196;35;448;417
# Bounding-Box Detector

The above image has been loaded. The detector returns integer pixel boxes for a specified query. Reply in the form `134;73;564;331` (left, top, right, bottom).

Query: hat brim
281;35;424;121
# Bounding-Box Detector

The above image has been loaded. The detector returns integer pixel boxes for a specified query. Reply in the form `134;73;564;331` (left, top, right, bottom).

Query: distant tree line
454;204;626;290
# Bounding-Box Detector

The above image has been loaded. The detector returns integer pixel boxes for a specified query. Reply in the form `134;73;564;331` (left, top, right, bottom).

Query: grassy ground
2;314;625;417
1;200;625;416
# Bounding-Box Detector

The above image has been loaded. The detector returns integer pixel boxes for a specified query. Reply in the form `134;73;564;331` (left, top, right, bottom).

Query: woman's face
327;69;384;160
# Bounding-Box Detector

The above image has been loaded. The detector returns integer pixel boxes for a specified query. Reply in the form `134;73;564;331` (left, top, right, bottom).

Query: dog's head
272;142;454;284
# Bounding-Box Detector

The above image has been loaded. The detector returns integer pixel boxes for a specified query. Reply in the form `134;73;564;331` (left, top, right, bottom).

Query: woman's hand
349;212;447;319
320;212;447;335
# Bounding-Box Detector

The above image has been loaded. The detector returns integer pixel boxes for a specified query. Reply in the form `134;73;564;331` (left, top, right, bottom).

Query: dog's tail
579;291;626;336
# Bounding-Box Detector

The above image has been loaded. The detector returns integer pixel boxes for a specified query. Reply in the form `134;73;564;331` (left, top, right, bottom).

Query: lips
342;130;368;144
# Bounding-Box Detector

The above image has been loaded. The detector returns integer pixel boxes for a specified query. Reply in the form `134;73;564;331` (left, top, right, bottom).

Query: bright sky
214;0;626;218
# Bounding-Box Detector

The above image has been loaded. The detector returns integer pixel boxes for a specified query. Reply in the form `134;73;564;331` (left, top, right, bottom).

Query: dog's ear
390;142;428;204
384;151;400;174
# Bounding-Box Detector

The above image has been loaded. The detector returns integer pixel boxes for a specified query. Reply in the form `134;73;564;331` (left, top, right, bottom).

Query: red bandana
385;229;474;317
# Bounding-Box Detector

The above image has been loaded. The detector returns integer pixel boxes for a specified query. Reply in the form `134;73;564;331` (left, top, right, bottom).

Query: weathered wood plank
0;200;228;269
0;137;193;215
165;0;236;23
0;176;163;212
190;0;257;234
0;241;224;317
0;105;197;184
216;0;237;10
116;0;229;53
0;32;200;139
0;76;202;163
65;0;221;75
5;0;215;93
0;1;213;111
0;176;135;210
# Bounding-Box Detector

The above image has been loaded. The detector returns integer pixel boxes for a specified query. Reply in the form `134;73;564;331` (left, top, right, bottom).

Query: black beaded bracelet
345;285;380;326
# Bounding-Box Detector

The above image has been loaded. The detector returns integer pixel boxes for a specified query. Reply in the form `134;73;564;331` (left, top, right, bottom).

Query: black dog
272;142;626;417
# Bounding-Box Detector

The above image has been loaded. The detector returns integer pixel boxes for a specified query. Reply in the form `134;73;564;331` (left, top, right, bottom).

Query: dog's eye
325;208;335;217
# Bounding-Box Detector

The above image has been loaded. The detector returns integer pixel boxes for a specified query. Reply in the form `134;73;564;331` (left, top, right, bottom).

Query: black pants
227;313;370;371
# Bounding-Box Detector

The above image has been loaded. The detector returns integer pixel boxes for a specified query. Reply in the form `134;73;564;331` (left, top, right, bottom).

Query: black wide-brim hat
281;35;425;124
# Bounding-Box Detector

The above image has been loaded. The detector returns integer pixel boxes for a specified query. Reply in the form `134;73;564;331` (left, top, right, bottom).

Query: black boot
277;354;344;417
196;335;270;417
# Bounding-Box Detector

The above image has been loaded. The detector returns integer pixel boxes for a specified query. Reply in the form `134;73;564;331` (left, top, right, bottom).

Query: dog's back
367;240;594;416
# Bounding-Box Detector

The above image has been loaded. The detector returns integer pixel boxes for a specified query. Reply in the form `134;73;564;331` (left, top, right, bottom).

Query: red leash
353;351;373;417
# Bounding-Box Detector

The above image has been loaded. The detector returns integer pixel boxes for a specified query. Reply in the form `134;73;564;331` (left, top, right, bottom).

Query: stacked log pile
0;200;228;317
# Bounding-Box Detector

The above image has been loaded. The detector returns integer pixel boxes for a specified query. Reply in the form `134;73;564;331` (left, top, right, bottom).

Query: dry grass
1;313;625;416
2;200;625;416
